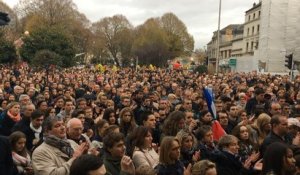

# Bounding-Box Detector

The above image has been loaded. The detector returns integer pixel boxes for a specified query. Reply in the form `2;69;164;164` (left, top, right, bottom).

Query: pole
216;0;222;74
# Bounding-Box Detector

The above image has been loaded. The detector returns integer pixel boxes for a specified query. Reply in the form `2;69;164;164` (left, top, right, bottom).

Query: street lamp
216;0;222;74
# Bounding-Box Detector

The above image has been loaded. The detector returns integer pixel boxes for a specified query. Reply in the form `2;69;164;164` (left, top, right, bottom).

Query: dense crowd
1;64;300;175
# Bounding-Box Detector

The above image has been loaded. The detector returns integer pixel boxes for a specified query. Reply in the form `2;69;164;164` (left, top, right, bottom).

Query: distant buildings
207;0;299;73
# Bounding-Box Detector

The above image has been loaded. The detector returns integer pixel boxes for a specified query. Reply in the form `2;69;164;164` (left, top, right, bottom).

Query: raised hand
121;156;135;175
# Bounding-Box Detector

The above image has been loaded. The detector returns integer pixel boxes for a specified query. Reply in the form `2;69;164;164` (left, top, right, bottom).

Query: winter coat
32;142;74;175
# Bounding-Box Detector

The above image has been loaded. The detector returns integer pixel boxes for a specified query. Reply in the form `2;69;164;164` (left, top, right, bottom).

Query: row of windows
246;41;259;52
248;10;261;21
247;24;260;36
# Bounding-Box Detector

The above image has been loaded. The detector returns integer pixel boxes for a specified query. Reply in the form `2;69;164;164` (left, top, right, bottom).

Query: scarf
12;152;31;173
44;135;74;158
7;110;21;122
30;122;42;140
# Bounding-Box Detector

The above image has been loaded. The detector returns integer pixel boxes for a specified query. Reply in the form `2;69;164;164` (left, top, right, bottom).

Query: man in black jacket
260;114;289;156
0;135;15;175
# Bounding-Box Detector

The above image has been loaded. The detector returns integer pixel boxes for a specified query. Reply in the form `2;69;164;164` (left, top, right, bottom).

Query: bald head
67;118;83;140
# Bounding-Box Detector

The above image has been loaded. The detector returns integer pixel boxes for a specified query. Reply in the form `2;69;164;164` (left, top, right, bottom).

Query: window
256;41;259;49
247;28;250;36
246;42;249;52
253;13;256;19
252;26;255;35
259;11;261;17
251;41;254;50
248;15;251;21
257;25;260;33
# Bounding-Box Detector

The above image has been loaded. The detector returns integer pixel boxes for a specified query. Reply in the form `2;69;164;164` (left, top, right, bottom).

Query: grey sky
3;0;259;49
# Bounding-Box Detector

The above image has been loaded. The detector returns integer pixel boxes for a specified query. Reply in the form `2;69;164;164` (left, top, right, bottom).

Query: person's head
64;99;74;112
217;110;228;127
141;110;156;129
46;107;56;118
95;119;109;137
215;100;223;113
121;96;131;107
159;136;181;165
55;96;65;108
185;111;194;126
7;102;20;116
192;160;217;175
135;165;157;175
70;154;106;175
196;125;213;144
256;113;272;133
176;130;197;151
31;110;44;129
67;118;84;140
262;142;296;175
14;85;24;95
238;109;248;121
254;88;265;102
18;94;31;106
119;107;135;125
103;108;117;125
227;104;239;118
182;98;193;111
200;110;213;125
43;115;66;139
232;125;250;141
103;132;125;158
218;135;239;155
71;109;86;124
131;126;153;151
270;102;282;116
163;111;186;136
271;114;288;137
37;100;48;112
22;103;36;117
102;125;120;137
9;131;27;156
76;98;87;109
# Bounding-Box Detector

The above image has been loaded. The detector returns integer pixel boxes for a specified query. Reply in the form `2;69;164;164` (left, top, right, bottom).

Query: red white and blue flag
203;87;226;141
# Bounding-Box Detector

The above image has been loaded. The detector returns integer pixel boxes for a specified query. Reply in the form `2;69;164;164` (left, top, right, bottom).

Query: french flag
203;87;226;141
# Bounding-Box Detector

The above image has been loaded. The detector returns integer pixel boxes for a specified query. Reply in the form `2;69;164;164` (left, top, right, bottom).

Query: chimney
253;2;256;7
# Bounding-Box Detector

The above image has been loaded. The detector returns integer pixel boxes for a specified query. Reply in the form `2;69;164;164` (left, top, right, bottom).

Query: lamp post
216;0;222;74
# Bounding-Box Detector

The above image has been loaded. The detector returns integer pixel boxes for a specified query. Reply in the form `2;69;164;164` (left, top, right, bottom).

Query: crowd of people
0;64;300;175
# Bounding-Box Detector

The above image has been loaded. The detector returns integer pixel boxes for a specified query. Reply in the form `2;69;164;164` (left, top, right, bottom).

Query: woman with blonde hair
192;160;216;175
0;102;21;136
176;129;200;167
251;113;271;145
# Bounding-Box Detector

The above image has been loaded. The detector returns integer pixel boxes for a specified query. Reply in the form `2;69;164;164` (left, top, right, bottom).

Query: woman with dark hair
155;136;191;175
262;142;296;175
161;111;186;138
199;110;213;126
45;107;56;119
103;108;117;125
196;125;218;160
131;126;159;169
91;119;109;150
232;124;258;163
70;154;106;175
9;131;33;175
119;107;137;137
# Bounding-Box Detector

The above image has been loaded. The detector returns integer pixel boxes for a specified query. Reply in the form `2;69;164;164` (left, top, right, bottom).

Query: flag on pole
203;87;226;141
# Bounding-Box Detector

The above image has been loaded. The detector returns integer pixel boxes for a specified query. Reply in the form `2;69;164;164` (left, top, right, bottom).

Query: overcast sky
3;0;259;49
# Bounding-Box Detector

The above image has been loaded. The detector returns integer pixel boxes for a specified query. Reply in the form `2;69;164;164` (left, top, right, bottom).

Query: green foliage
32;49;62;67
194;65;208;74
0;30;17;64
20;27;76;67
132;18;170;67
